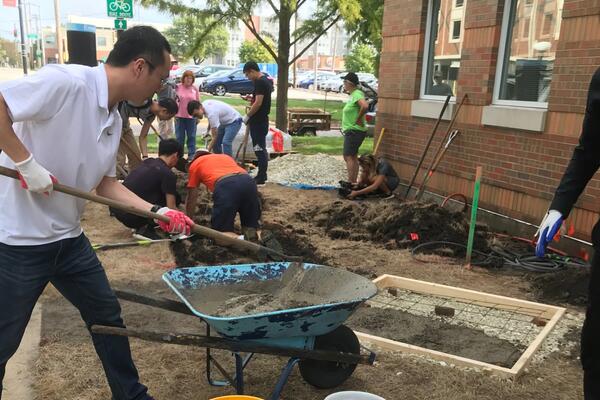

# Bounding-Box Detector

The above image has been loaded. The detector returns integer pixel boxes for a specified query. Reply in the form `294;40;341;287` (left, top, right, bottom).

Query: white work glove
243;115;250;124
534;210;564;258
14;154;57;194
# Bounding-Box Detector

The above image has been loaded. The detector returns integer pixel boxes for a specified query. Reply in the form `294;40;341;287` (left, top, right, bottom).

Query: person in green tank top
341;72;369;183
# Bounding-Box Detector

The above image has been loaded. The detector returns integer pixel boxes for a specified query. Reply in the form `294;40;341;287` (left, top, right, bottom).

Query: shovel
0;166;298;262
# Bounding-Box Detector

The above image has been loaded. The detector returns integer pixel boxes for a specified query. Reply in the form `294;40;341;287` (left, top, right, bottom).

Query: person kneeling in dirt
110;139;183;240
346;154;399;200
117;97;178;178
185;151;261;240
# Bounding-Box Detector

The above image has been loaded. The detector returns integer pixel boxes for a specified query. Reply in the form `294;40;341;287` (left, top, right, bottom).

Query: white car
320;73;347;92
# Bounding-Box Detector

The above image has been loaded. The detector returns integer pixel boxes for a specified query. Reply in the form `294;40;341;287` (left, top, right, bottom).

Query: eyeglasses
140;58;167;86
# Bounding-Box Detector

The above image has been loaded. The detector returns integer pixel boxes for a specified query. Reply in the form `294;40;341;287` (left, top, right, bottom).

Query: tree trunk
275;7;291;131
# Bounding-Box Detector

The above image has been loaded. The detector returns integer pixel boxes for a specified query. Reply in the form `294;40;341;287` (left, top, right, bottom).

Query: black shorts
211;174;261;232
343;130;367;156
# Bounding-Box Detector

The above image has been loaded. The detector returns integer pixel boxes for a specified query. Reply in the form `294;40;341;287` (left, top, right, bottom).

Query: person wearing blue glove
535;66;600;400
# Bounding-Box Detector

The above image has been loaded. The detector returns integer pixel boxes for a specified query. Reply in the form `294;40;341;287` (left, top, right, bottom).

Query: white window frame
450;20;462;42
420;0;457;101
455;0;464;8
493;0;548;109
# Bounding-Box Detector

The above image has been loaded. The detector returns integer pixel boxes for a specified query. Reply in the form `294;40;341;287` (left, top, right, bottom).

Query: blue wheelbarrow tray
163;262;378;344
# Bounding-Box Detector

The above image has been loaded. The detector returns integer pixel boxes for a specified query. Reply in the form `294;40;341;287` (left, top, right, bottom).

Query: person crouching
347;154;399;200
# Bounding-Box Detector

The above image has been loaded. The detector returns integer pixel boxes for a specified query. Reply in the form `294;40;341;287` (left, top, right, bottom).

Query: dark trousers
0;234;149;400
110;207;152;230
175;117;197;158
211;174;261;232
249;118;269;182
583;225;600;399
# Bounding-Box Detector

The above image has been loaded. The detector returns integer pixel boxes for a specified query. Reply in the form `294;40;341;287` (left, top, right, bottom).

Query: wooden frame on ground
354;274;566;378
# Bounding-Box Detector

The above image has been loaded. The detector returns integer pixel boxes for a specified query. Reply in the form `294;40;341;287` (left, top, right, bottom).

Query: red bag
270;128;284;152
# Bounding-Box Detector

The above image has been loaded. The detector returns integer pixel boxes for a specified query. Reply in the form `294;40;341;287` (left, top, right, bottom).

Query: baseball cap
342;72;359;86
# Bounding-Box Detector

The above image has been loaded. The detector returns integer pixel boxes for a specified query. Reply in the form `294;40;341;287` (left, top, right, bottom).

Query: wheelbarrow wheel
299;325;360;389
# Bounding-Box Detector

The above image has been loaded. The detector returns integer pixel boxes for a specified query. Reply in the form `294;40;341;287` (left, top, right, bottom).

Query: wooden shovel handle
0;166;296;261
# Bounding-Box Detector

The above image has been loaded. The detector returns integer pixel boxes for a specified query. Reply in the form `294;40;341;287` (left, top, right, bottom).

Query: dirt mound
529;267;590;306
299;200;489;250
170;223;327;267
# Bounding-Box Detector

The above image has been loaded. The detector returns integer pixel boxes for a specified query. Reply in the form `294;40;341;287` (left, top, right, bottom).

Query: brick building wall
377;0;600;240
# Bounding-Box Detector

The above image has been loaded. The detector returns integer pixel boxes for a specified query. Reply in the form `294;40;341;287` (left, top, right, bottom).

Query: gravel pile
265;153;346;186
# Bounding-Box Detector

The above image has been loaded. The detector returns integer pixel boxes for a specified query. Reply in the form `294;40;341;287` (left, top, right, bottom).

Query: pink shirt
175;83;199;118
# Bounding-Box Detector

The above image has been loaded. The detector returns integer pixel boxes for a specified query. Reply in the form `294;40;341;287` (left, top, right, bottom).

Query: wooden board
354;274;566;378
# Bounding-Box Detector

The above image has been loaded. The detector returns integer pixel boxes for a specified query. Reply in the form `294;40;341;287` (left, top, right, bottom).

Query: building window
494;0;562;107
96;36;107;47
451;20;461;40
421;0;466;98
455;0;464;7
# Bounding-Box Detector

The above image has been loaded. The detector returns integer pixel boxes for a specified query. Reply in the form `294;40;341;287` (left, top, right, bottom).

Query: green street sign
114;19;127;30
27;33;38;39
107;0;133;19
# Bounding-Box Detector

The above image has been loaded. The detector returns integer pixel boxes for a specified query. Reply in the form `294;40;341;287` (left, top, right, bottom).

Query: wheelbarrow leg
267;358;300;400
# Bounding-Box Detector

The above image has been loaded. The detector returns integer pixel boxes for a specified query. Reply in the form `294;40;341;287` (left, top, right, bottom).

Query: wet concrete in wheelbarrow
180;262;374;318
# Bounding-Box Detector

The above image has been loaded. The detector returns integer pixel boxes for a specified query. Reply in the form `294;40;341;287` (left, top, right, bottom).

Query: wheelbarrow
92;262;378;399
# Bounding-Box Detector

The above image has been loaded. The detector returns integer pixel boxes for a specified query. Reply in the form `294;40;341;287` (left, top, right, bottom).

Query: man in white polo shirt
0;26;193;400
187;99;243;157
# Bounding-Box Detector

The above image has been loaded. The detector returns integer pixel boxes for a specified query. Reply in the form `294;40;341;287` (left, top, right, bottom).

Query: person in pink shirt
175;70;200;158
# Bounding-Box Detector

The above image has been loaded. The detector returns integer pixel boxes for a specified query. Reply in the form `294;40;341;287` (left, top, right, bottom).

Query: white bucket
324;391;386;400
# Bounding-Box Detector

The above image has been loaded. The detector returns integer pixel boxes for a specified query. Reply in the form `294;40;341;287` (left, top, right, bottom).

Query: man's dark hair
106;26;171;71
243;61;260;73
158;98;178;115
187;100;201;116
158;138;183;158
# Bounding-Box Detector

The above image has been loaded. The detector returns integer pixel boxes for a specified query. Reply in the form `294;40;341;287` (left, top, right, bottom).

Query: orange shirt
187;154;247;192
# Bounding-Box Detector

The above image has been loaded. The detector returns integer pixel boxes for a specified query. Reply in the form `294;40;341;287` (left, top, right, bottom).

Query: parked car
202;69;274;96
171;64;233;82
297;71;336;89
196;69;236;91
321;73;347;92
361;81;378;137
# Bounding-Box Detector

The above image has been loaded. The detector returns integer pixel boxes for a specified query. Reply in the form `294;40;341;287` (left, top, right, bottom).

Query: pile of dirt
529;267;591;306
298;200;489;250
347;306;524;368
170;223;327;267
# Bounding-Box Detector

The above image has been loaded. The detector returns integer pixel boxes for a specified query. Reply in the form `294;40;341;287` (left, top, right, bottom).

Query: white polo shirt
0;64;122;245
203;100;241;129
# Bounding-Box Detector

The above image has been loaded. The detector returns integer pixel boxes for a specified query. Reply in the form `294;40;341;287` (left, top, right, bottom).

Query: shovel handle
0;166;296;261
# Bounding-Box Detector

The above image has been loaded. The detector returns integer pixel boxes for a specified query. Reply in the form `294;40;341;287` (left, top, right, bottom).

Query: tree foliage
239;39;275;63
164;15;229;64
141;0;365;128
344;0;383;75
344;44;376;74
0;38;20;67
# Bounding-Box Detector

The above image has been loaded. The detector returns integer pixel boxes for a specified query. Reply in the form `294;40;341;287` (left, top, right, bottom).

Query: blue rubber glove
535;210;563;257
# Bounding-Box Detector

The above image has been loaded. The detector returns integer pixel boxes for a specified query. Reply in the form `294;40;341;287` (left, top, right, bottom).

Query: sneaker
133;225;163;241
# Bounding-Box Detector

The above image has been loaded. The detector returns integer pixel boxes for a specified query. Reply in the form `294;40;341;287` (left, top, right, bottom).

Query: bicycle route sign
107;0;133;19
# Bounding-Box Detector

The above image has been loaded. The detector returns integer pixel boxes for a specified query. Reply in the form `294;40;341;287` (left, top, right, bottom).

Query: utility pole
331;23;338;72
17;0;28;75
54;0;64;63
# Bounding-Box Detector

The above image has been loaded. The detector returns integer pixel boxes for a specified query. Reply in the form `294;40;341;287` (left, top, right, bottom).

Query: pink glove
154;207;194;235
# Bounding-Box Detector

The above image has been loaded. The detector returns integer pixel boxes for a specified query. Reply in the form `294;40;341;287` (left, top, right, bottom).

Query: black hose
411;240;589;273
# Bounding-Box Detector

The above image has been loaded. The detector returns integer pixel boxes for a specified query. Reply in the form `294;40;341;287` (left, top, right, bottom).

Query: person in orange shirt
185;151;261;238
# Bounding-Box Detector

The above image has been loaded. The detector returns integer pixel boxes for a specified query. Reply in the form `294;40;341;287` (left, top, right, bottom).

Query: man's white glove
534;210;564;257
14;154;57;193
243;115;250;125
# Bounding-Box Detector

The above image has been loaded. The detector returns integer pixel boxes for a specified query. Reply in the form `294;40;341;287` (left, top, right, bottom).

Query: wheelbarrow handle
0;166;297;262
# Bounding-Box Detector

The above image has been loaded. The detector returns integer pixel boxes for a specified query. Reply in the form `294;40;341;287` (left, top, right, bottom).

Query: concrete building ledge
482;105;547;132
411;100;455;120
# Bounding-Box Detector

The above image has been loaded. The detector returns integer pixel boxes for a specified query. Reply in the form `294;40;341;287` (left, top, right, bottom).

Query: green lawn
291;136;374;155
200;94;344;124
147;134;374;156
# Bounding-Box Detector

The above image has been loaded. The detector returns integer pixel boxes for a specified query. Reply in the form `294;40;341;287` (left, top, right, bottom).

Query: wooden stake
373;127;385;155
465;166;483;269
